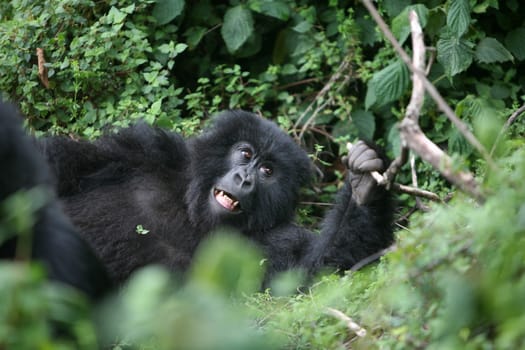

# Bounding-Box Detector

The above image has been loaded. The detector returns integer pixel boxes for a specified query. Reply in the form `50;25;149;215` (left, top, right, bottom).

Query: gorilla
39;110;394;285
0;102;111;299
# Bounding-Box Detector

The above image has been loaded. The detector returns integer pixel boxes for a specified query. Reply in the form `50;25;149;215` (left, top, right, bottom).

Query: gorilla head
186;111;312;233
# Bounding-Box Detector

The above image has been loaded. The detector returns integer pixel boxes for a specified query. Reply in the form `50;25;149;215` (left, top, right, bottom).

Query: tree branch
36;48;50;89
358;3;486;203
325;308;367;338
360;0;495;170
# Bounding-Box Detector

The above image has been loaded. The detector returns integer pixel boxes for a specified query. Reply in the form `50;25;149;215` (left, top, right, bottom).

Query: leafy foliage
1;0;525;348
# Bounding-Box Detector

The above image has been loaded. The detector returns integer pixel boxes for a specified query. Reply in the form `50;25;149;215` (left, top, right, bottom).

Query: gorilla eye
241;149;253;160
260;165;273;176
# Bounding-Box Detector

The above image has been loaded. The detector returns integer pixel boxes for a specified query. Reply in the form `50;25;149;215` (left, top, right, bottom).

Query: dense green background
1;0;524;348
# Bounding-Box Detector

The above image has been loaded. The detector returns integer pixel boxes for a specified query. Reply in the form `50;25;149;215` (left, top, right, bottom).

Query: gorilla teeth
214;189;241;211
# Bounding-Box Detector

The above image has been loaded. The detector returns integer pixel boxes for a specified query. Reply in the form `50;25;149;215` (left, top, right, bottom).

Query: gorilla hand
344;141;385;206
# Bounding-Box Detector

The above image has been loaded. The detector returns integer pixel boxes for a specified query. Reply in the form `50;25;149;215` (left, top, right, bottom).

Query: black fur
39;110;395;285
0;102;111;300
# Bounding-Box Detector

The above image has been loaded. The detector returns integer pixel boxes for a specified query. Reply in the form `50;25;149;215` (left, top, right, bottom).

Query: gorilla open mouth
213;188;241;212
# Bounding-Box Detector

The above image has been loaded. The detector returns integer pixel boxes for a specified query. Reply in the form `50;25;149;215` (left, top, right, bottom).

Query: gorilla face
210;142;276;217
186;111;312;234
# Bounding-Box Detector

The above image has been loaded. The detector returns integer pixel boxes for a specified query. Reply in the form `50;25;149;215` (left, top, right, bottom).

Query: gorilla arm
260;141;394;279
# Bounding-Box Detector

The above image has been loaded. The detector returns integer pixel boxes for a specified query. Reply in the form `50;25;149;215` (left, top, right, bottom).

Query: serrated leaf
475;37;513;64
152;0;185;25
447;0;470;36
437;29;474;77
352;110;376;140
368;60;410;108
391;4;429;45
505;28;525;60
221;6;254;54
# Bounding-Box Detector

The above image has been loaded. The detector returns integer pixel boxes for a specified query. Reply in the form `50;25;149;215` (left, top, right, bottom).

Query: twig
293;57;352;141
325;308;367;337
36;48;50;89
360;0;495;170
411;153;430;211
490;104;525;156
349;244;397;271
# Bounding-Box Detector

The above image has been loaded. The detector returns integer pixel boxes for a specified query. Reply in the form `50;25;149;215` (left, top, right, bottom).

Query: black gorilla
0;102;111;299
40;110;394;284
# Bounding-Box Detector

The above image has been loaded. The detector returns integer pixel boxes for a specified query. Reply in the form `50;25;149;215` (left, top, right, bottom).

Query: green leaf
249;0;290;21
391;4;429;45
352;110;376;140
190;231;264;296
475;37;513;64
387;123;402;157
447;0;470;36
221;6;254;54
437;29;474;77
107;7;127;24
152;0;185;26
184;26;207;49
292;21;312;34
505;28;525;60
367;60;410;108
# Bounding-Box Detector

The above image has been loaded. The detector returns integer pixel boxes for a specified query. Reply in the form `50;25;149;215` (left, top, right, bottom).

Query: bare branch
360;0;495;169
36;48;50;89
325;308;367;337
399;118;484;202
293;57;352;141
349;245;397;271
405;10;425;123
355;5;486;202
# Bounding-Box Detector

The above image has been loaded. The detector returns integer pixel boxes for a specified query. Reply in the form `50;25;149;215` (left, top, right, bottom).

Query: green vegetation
1;0;525;348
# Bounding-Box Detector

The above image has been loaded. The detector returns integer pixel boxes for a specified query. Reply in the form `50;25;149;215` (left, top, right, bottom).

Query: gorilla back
41;110;395;284
0;102;111;300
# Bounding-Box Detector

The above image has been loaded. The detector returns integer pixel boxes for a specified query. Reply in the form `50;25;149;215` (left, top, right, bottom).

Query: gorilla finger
357;158;384;172
353;149;378;168
347;141;369;166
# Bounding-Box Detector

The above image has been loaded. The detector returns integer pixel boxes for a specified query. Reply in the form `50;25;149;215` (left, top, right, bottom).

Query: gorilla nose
234;171;254;191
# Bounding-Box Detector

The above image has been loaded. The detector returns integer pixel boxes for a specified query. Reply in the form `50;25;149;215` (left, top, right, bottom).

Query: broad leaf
437;29;474;77
505;27;525;61
249;0;290;21
475;37;513;64
367;60;410;108
221;6;254;54
351;110;376;140
152;0;185;25
391;4;429;45
447;0;470;36
184;26;207;49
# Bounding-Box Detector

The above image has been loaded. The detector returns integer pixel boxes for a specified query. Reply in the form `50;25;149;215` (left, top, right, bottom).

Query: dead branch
293;57;352;141
411;154;431;211
358;3;486;203
399;118;484;202
325;308;367;337
349;244;397;271
361;0;495;171
36;48;50;89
